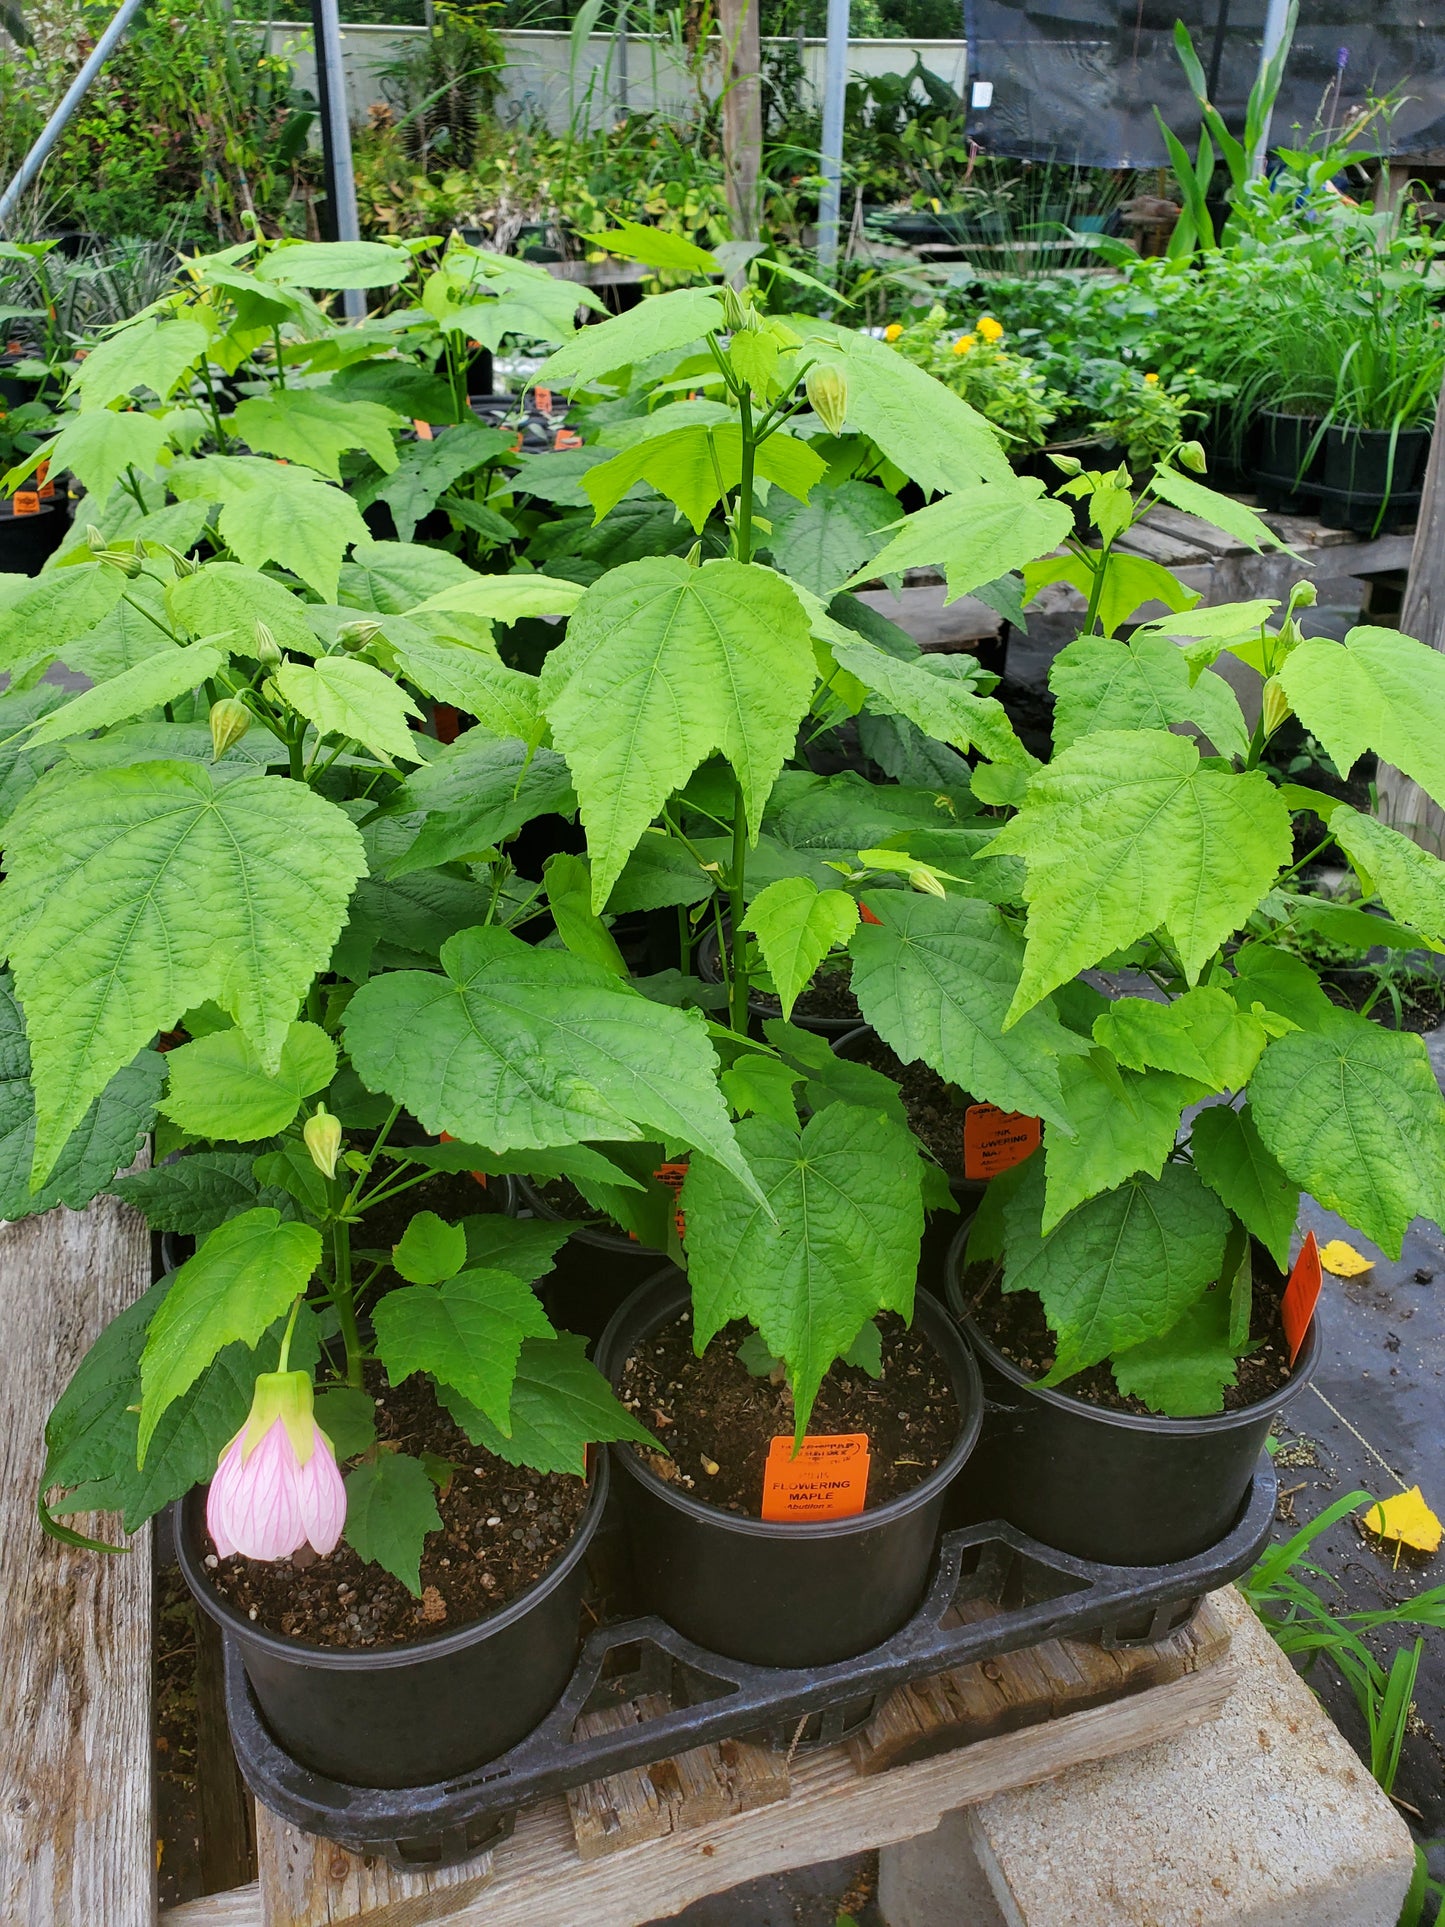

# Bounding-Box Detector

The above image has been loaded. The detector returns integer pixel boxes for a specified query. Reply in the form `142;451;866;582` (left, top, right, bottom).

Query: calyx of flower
239;1370;325;1465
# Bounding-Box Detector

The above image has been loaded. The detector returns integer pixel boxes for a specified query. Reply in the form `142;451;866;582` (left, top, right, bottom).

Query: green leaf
1109;1285;1238;1416
1026;551;1198;642
274;655;423;765
1329;805;1445;944
382;735;574;875
165;563;318;660
606;834;714;913
0;761;365;1185
581;222;720;273
539;556;815;908
343;924;758;1197
1280;626;1445;805
27;408;169;500
460;1213;572;1280
0;562;124;675
168;456;368;601
343;1452;443;1595
741;877;858;1020
439;1331;656;1476
0;970;163;1219
792;320;1013;494
338;539;479;614
410;574;584;624
763;1016;908;1123
854;481;1073;604
767;480;895;598
545;852;628;975
1049;634;1247;761
23;643;226;746
1227;947;1335;1032
137;1208;321;1460
531;288;727;390
1092;985;1267;1091
848;892;1081;1131
372;1268;554;1431
1148;466;1285;556
843;1318;884;1377
991;731;1292;1021
69;318;210;410
110;1149;294;1234
313;1385;377;1458
386;627;541;741
1002;1155;1228;1381
720;1052;803;1126
508;447;616;508
230;390;401;482
257;239;412;290
1248;1013;1445;1257
585;424;826;532
392;1210;469;1285
1188;1102;1297;1268
1043;1050;1196;1229
160;1020;336;1140
368;422;516;541
53;578;176;685
827;636;1030;769
682;1103;923;1434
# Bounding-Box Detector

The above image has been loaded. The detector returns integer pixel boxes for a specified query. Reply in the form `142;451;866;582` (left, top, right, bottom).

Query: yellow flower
884;323;903;342
953;333;977;356
976;314;1003;342
1143;371;1159;384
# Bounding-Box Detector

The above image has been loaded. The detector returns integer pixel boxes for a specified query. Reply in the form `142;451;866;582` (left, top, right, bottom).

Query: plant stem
330;1219;364;1388
277;1293;304;1372
272;323;287;389
728;776;749;1033
1081;541;1112;636
199;357;229;448
735;387;755;565
287;730;304;781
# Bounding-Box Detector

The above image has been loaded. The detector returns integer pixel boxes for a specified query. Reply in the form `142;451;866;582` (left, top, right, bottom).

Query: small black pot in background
1321;424;1431;500
594;1268;983;1669
1251;410;1325;512
510;1172;663;1344
0;496;66;575
177;1458;609;1789
942;1223;1320;1566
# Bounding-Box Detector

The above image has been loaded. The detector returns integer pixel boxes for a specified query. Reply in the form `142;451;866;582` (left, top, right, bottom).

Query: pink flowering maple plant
207;1370;347;1563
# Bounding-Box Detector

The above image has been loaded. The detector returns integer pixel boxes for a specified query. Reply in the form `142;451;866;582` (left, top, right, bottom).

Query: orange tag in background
10;492;40;516
37;480;55;499
1282;1229;1323;1365
554;427;582;450
534;385;553;416
413;418;434;440
509;431;524;452
761;1433;870;1523
858;900;881;926
653;1160;688;1239
963;1104;1041;1181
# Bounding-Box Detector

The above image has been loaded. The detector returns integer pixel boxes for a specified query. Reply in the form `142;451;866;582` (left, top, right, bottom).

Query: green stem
677;904;691;974
736;388;755;566
287;730;305;781
351;1166;439;1215
199;357;229;448
338;1099;403;1218
727;777;749;1033
277;1293;304;1373
1081;541;1112;636
330;1219;363;1388
272;324;287;389
123;463;150;513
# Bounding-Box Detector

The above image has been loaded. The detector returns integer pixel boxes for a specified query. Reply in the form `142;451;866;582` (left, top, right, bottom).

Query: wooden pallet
1;1192;1239;1927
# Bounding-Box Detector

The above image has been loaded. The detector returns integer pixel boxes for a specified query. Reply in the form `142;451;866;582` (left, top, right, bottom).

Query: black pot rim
176;1449;609;1673
512;1170;661;1256
695;923;861;1035
944;1217;1322;1437
596;1267;984;1542
833;1023;983;1198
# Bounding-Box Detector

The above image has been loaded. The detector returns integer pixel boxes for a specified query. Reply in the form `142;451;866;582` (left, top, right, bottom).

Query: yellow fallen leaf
1366;1487;1442;1555
1319;1238;1373;1278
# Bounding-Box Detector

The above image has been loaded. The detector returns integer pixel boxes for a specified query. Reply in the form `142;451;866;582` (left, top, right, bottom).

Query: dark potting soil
358;1161;503;1259
959;1260;1295;1416
1325;970;1445;1035
618;1309;958;1516
752;966;862;1025
847;1034;969;1182
201;1370;589;1648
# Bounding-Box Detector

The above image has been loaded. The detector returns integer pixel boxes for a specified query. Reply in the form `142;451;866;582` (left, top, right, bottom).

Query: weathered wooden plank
183;1592;1236;1927
0;1195;155;1927
1114;524;1211;567
852;584;1003;650
1141;505;1252;558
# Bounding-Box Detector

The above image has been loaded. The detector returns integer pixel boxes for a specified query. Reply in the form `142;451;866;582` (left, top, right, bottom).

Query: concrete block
880;1587;1417;1927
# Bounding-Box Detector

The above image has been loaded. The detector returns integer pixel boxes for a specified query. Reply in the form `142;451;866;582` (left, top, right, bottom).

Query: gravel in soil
202;1370;589;1647
618;1309;959;1515
959;1257;1295;1414
845;1033;971;1182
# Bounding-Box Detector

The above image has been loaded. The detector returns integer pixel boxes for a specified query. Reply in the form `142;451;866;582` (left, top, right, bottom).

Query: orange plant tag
37;480;55;499
413;418;434;441
534;385;553;416
10;492;40;516
554;427;583;451
858;900;881;926
509;431;524;453
761;1433;870;1523
653;1160;688;1238
1281;1229;1322;1365
963;1104;1041;1181
437;1130;486;1187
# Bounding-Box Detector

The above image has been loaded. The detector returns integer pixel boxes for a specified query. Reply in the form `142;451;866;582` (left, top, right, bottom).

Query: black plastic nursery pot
1251;409;1325;511
176;1455;610;1790
1321;423;1431;500
0;495;66;575
594;1269;985;1670
510;1171;664;1343
942;1223;1321;1568
695;922;861;1036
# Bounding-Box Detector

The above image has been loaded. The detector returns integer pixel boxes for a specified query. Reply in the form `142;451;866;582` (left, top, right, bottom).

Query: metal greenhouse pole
816;0;849;273
0;0;148;233
309;0;367;319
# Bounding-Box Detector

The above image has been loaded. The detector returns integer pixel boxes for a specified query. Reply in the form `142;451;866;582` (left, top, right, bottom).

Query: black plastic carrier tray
223;1458;1276;1868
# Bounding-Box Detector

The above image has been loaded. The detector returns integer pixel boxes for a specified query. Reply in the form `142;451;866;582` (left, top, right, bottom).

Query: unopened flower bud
303;1105;342;1179
1048;452;1083;476
253;621;282;667
1178;439;1208;474
94;544;143;578
1261;677;1292;739
161;542;201;578
209;697;251;761
908;865;948;899
805;363;849;437
85;522;106;551
338;618;381;651
720;282;748;332
206;1371;345;1563
1286;579;1317;615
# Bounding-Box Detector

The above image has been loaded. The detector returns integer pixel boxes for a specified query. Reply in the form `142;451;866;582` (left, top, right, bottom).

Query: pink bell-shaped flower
206;1371;346;1563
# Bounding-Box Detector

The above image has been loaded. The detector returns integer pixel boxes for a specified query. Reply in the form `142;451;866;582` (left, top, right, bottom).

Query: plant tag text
761;1432;870;1522
963;1104;1041;1181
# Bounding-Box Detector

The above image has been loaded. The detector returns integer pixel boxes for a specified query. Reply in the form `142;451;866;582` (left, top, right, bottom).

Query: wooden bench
0;1192;1240;1927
